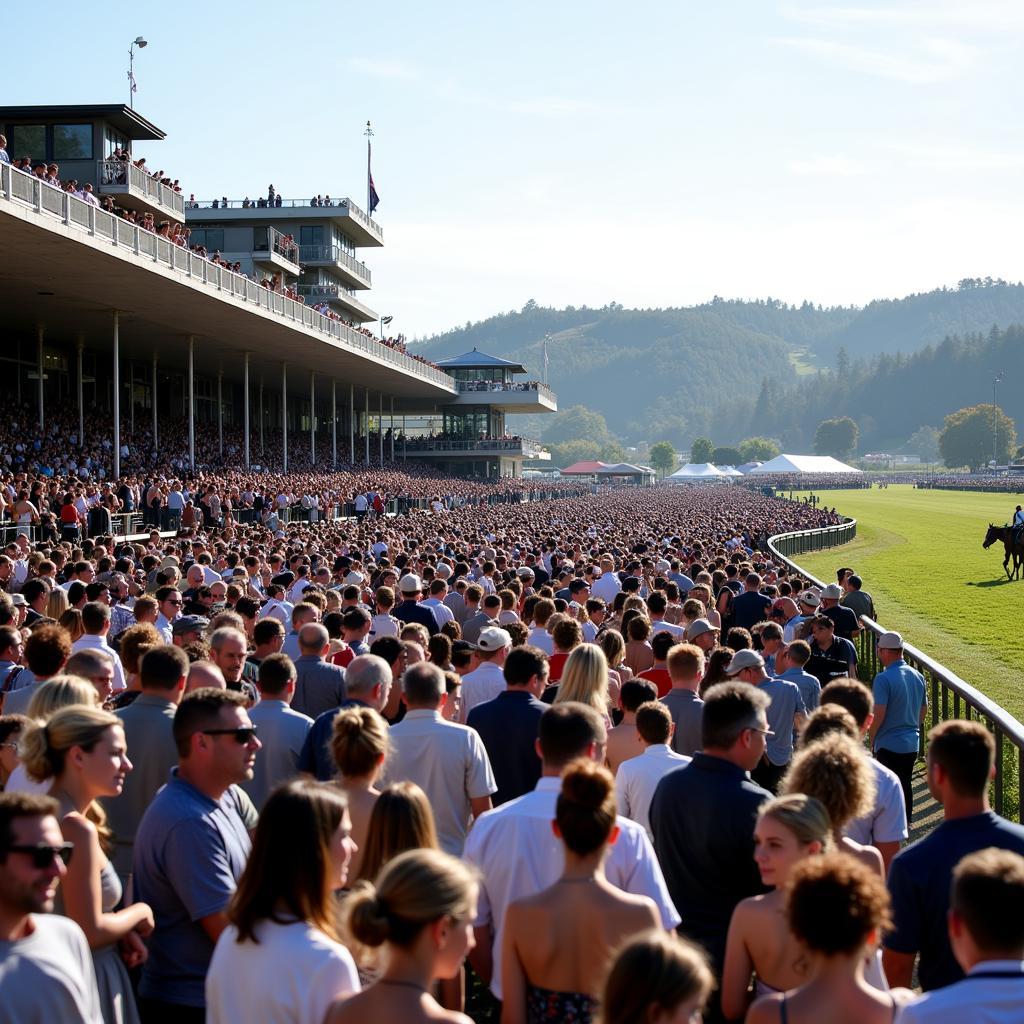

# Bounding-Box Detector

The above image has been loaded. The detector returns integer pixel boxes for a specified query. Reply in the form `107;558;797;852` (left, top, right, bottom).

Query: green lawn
788;486;1024;721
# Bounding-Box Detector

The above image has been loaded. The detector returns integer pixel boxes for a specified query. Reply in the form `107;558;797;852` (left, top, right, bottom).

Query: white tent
666;463;726;482
737;461;762;474
717;465;744;477
747;454;861;475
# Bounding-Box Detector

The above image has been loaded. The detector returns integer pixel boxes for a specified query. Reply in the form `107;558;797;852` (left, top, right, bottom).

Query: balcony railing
0;162;451;391
187;195;383;236
454;380;556;402
254;227;300;266
768;519;1024;824
96;160;186;219
297;244;371;285
401;436;548;454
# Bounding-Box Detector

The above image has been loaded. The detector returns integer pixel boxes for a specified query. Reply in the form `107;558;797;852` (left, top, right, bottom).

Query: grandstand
0;103;555;480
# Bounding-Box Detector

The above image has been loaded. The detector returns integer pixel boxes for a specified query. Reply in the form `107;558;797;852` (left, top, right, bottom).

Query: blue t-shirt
872;660;926;754
133;772;252;1008
887;811;1024;990
757;677;806;766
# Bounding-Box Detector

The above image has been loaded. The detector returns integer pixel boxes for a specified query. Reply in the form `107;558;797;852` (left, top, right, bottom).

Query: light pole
379;315;393;341
128;37;148;106
993;372;1004;467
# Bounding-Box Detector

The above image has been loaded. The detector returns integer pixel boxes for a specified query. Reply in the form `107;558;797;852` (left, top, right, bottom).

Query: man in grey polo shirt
385;662;496;855
291;623;347;720
660;642;705;757
133;689;260;1023
105;645;188;891
243;653;311;809
725;648;806;794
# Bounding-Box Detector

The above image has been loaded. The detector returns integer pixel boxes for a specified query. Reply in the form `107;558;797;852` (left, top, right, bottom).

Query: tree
649;441;678;477
814;417;859;460
690;437;714;464
939;404;1017;469
905;425;940;464
738;436;781;463
542;405;612;446
712;446;743;467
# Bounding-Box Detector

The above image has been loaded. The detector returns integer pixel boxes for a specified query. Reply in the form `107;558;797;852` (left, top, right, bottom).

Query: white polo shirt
846;758;908;847
895;960;1024;1023
385;710;496;856
458;661;507;724
592;571;622;604
526;626;554;655
615;743;690;840
464;776;680;1000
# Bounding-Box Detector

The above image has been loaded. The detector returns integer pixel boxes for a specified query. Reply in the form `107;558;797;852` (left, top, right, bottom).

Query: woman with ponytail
326;848;479;1024
21;704;153;1024
500;760;660;1024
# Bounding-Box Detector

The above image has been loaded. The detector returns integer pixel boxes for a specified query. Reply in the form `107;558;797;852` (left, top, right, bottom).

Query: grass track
788;486;1024;722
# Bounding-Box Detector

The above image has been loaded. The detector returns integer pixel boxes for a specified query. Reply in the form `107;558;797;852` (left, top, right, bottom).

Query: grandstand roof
434;348;527;373
0;104;166;141
748;454;861;474
560;460;608;475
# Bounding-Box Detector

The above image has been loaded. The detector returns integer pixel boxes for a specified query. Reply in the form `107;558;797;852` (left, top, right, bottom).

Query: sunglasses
6;842;74;868
200;726;258;744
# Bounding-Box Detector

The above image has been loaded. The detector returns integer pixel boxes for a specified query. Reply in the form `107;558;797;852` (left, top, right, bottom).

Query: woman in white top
206;779;360;1024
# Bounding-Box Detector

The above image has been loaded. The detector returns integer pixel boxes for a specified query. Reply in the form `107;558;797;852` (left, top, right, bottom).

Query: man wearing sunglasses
0;792;102;1022
133;689;260;1023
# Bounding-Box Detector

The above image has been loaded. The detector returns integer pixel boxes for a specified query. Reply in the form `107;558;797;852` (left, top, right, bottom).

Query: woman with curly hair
782;733;884;879
746;854;913;1024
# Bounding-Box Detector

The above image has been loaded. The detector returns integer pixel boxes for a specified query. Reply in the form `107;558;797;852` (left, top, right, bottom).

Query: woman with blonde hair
20;705;153;1024
501;761;659;1023
59;606;85;643
782;733;884;878
206;779;360;1023
598;629;631;702
326;848;478;1024
331;706;391;881
602;930;714;1024
555;645;611;724
45;586;70;621
4;676;99;796
721;794;832;1020
356;781;439;885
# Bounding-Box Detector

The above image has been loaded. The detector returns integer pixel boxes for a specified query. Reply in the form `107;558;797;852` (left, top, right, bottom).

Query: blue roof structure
434;347;527;373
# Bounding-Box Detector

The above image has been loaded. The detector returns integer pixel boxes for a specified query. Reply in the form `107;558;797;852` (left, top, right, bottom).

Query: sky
6;1;1024;336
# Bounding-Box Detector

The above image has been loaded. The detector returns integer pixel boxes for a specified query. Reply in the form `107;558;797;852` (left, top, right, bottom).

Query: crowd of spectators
0;481;1020;1024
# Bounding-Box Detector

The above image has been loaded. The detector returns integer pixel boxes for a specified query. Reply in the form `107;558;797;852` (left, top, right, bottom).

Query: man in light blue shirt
777;639;822;712
869;630;927;821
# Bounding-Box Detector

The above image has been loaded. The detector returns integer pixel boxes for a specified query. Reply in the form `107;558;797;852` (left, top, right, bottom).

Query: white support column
243;353;250;470
76;339;84;449
36;325;44;431
349;384;355;463
379;392;384;463
151;354;158;452
217;371;224;457
364;390;370;463
310;371;316;466
113;313;121;480
390;397;395;460
187;335;195;472
281;362;288;473
331;380;337;469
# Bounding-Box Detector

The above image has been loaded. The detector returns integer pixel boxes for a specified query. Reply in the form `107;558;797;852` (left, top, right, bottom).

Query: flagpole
364;120;373;214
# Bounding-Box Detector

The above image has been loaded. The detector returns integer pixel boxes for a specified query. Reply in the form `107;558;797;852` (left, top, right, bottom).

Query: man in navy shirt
133;689;260;1022
883;719;1024;992
730;572;773;631
393;573;440;635
467;645;548;805
650;681;772;984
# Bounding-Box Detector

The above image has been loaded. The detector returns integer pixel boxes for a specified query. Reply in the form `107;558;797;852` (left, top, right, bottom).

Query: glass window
191;228;224;251
253;226;269;251
53;124;92;160
104;127;128;158
300;225;324;246
9;125;45;162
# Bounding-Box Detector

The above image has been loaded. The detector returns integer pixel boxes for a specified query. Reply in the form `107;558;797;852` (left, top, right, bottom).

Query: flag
368;142;380;214
128;70;137;94
543;336;550;379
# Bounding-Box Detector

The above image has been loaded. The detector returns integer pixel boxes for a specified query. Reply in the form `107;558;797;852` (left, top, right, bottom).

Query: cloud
775;35;979;84
788;155;870;176
347;57;419;80
778;1;1024;33
886;141;1024;171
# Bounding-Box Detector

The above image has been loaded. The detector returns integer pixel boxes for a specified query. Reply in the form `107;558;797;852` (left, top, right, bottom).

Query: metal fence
768;519;1024;823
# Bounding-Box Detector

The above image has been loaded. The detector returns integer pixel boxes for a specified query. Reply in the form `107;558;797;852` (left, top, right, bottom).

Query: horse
983;524;1024;580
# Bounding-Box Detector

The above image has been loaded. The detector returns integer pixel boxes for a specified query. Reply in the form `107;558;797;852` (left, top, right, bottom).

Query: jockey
1014;505;1024;544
